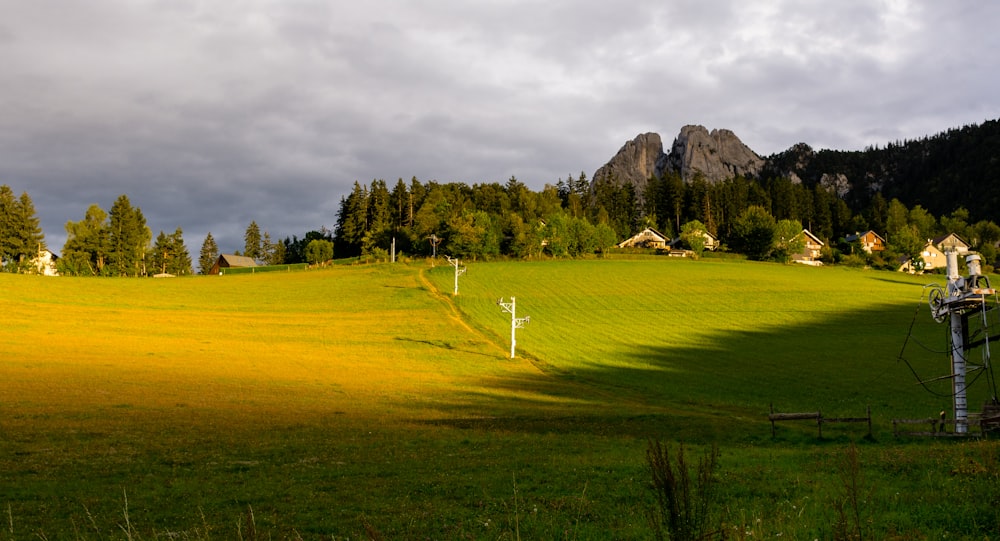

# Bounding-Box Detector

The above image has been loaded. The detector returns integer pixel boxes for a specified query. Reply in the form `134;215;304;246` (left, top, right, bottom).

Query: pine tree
15;192;45;265
108;194;150;277
244;221;263;262
151;231;172;275
0;185;17;266
168;227;192;275
0;186;45;269
262;231;285;265
199;232;219;274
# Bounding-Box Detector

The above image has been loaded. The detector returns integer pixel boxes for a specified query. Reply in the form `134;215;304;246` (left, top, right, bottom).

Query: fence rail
768;404;872;438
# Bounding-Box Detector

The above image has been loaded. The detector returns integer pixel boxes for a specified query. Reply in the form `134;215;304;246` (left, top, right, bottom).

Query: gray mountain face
666;125;764;182
591;132;669;194
592;125;764;192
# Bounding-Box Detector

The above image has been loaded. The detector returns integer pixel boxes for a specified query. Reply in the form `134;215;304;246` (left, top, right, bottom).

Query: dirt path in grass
418;266;522;363
417;267;683;415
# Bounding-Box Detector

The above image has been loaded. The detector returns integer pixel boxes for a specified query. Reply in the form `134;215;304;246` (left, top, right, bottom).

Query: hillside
595;118;1000;226
3;261;999;538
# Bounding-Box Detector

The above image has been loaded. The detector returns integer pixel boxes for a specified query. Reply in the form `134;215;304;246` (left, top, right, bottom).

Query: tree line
5;155;1000;276
59;194;194;276
328;172;1000;271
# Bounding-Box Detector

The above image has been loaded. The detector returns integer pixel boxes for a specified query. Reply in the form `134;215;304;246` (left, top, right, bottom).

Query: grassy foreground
1;258;998;539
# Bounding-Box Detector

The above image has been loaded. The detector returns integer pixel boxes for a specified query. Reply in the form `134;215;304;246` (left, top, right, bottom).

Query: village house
845;230;886;253
899;241;947;273
792;229;825;266
933;232;970;254
668;229;719;252
30;248;59;276
617;227;670;250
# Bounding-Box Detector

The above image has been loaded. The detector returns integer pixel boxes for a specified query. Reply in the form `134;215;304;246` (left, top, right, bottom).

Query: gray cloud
2;0;998;254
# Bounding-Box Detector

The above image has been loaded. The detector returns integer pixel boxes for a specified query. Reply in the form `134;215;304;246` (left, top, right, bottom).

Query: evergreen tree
199;232;219;274
0;185;15;265
0;186;45;269
244;221;263;262
168;227;192;275
335;182;369;256
108;194;150;277
261;231;284;265
15;192;45;265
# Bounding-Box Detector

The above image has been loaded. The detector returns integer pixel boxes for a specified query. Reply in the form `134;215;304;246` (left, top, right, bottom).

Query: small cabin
209;254;257;275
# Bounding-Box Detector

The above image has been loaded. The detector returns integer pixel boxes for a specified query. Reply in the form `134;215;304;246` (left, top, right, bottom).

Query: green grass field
2;258;998;539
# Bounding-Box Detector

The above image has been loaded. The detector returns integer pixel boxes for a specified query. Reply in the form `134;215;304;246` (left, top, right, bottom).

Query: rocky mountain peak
591;132;669;192
591;126;765;198
665;125;764;182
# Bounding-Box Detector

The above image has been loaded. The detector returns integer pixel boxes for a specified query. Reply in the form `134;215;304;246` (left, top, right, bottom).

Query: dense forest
3;119;1000;276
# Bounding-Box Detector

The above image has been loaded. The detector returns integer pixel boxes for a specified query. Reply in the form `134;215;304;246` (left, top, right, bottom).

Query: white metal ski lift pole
929;251;995;433
497;297;530;359
445;255;466;296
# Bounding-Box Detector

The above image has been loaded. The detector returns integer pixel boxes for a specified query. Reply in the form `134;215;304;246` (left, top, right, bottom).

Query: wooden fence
768;404;872;438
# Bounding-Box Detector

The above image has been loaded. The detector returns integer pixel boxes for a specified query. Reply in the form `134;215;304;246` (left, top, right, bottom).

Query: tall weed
646;440;721;541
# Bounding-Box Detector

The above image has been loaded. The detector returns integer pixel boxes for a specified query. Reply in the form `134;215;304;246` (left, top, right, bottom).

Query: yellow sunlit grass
1;263;573;439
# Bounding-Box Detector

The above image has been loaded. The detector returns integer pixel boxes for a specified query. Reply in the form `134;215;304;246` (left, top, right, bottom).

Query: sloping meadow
2;260;998;539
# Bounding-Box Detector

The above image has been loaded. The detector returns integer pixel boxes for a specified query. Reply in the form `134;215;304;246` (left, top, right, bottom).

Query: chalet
792;229;824;266
845;230;886;253
617;227;670;250
30;248;59;276
899;241;947;273
933;233;970;254
209;254;257;275
669;229;719;252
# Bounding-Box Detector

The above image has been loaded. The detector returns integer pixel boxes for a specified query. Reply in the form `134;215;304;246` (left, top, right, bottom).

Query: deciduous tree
304;239;333;265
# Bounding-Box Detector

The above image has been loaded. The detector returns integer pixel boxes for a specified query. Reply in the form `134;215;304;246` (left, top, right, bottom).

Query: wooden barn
209;254;257;275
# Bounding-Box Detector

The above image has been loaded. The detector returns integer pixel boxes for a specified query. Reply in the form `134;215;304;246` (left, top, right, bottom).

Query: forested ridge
3;119;1000;275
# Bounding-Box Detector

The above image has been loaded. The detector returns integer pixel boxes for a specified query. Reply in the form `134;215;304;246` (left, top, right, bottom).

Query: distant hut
209;254;257;275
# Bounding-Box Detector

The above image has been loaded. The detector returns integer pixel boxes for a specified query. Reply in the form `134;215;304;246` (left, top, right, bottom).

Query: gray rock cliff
591;126;765;200
591;132;669;194
665;125;764;182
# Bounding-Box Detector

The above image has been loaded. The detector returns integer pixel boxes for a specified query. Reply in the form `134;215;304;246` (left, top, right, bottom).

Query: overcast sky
2;1;998;254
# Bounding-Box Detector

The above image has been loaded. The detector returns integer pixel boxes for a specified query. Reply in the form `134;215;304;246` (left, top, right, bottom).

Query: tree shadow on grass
410;300;975;443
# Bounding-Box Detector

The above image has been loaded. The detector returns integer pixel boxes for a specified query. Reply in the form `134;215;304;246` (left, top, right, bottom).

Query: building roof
797;229;825;246
617;227;670;248
932;232;970;248
218;254;257;267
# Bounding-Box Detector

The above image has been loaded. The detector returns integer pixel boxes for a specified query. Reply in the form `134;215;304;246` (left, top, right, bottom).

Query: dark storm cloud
1;0;998;253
